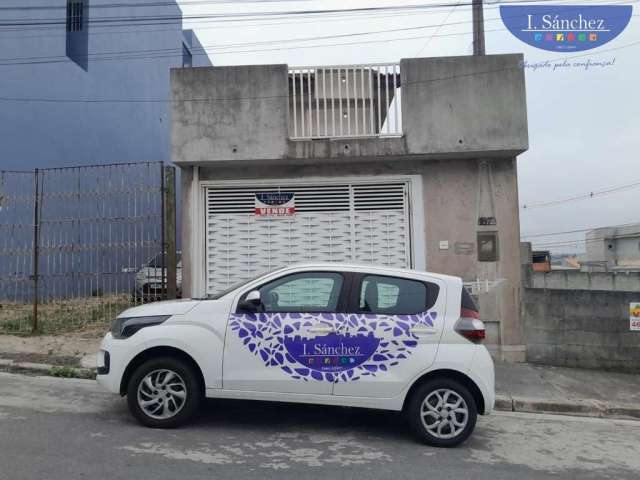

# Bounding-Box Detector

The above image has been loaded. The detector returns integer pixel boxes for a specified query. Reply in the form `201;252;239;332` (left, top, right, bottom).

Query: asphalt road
0;372;639;480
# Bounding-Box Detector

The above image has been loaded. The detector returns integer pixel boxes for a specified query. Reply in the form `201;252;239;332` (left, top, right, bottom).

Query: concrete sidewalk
494;361;640;420
0;333;638;420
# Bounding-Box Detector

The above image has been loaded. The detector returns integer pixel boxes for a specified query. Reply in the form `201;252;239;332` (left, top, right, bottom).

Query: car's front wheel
126;357;202;428
406;378;477;447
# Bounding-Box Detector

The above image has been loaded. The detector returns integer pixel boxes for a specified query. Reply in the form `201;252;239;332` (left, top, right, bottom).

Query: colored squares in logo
340;357;348;364
323;357;330;365
534;33;543;42
556;33;564;42
567;32;575;41
578;33;587;42
589;33;598;41
545;33;553;41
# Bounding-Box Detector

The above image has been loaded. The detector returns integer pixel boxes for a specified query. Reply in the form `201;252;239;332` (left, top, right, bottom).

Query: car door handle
308;326;335;334
411;327;438;335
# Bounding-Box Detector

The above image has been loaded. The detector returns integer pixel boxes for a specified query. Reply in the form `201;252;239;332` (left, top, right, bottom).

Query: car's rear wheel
126;357;202;428
406;378;477;447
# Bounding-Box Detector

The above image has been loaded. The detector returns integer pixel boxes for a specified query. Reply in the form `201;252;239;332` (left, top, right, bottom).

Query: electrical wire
1;38;639;102
521;179;640;210
522;222;640;239
2;12;638;65
0;0;627;28
1;2;636;66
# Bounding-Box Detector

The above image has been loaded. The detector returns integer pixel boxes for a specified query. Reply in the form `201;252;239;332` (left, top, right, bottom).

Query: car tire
406;378;477;448
126;357;202;428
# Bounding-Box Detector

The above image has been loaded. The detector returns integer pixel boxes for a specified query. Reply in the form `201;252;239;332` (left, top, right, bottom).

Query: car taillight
455;313;485;343
457;286;484;342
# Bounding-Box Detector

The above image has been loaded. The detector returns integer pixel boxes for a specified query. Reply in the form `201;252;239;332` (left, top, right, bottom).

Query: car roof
271;262;461;283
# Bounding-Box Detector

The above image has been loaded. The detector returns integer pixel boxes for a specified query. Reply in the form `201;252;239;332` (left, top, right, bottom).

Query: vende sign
255;192;295;217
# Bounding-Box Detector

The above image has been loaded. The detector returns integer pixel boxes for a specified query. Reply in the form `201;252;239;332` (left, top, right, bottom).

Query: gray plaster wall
171;54;528;165
523;288;640;372
401;54;528;156
529;270;640;291
171;64;289;164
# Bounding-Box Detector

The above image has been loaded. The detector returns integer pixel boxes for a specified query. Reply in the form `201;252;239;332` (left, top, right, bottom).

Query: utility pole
472;0;486;55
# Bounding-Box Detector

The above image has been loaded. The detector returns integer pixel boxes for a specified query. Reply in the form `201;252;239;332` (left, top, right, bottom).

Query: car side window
258;272;344;313
358;275;438;315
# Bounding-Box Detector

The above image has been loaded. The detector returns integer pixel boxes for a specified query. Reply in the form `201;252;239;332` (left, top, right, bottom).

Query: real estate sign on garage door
205;180;413;295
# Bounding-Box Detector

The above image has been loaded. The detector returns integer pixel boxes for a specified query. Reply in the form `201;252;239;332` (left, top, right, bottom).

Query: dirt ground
0;326;105;366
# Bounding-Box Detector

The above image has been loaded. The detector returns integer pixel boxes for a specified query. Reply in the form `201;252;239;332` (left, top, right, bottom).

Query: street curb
0;358;96;380
494;393;640;421
1;359;638;421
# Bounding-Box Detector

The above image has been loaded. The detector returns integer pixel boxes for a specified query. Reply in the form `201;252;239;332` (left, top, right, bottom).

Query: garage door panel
205;182;411;295
353;210;409;267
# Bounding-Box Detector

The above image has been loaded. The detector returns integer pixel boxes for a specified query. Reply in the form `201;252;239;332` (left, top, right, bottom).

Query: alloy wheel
420;388;469;439
137;369;187;420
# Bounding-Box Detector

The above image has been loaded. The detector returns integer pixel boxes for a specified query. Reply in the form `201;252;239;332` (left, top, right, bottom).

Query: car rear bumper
470;345;495;415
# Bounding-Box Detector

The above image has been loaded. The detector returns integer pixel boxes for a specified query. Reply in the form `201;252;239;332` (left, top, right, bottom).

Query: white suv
97;263;494;447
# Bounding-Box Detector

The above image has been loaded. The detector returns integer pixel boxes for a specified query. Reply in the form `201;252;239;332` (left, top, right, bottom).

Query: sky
177;0;640;254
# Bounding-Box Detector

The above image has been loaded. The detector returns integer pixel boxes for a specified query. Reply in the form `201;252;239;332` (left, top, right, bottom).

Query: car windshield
147;252;182;268
206;271;270;300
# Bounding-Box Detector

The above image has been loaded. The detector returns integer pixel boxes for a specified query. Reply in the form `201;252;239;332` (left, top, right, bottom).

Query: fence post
31;169;40;334
164;166;177;299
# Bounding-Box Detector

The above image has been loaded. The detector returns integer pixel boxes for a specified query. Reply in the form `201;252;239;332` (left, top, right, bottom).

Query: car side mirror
238;290;262;312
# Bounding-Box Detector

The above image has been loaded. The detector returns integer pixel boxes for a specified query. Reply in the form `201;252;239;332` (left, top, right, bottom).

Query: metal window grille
288;64;402;139
66;1;84;33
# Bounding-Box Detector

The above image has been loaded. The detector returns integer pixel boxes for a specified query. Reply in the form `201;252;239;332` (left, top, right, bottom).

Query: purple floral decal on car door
228;311;437;383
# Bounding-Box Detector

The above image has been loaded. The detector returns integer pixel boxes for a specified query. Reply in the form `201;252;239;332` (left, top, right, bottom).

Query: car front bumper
96;333;131;395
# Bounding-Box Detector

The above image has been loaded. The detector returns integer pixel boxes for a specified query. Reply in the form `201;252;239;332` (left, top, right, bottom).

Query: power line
0;2;485;27
0;0;622;28
522;222;640;239
415;0;461;56
521;179;640;210
0;21;503;63
1;38;639;102
531;233;640;249
1;0;627;38
2;13;637;66
0;0;311;10
0;9;462;39
1;2;635;66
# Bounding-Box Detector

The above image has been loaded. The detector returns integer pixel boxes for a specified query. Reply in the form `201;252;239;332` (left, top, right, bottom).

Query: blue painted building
0;0;211;171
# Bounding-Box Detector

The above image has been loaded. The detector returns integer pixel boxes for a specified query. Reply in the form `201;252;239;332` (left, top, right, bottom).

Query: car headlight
111;315;170;339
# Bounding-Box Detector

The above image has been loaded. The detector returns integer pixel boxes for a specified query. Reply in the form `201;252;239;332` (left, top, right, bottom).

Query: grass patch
0;294;133;335
49;365;95;380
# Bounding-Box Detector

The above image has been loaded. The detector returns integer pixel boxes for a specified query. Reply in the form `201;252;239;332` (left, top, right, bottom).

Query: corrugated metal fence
0;162;176;334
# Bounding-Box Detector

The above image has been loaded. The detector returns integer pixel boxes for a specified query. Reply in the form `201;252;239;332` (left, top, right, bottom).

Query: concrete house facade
585;224;640;272
171;54;529;361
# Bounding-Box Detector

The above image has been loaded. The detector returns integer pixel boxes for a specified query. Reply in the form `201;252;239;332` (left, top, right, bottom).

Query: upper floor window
67;1;84;32
66;0;88;70
182;44;193;68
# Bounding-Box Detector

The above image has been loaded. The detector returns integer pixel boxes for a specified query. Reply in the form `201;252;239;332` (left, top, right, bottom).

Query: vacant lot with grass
0;294;132;334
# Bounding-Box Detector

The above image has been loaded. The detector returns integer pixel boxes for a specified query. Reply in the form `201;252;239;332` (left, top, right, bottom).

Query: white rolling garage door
205;181;412;295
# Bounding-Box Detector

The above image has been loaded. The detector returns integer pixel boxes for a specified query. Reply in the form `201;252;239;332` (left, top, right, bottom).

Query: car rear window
358;275;439;315
461;287;478;312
